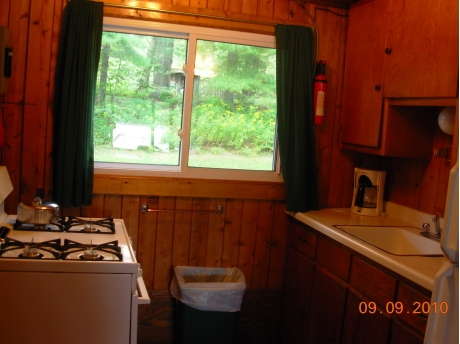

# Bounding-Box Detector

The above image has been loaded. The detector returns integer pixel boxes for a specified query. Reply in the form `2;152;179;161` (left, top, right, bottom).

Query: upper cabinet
340;0;459;157
384;0;459;98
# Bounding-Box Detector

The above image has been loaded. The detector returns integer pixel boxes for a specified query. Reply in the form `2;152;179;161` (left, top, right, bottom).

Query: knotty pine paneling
1;1;454;342
65;194;288;291
0;0;455;260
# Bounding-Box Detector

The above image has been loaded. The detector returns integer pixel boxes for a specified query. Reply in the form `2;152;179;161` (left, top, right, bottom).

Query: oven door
0;271;134;344
136;271;150;304
130;270;150;344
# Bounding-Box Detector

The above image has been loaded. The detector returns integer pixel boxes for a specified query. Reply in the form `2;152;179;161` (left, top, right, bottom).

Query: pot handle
0;226;9;244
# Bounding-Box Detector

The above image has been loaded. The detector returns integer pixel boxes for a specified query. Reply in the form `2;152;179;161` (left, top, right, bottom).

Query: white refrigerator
424;159;459;344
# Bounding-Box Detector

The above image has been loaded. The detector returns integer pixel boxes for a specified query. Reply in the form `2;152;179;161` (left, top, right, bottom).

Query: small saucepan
34;205;57;225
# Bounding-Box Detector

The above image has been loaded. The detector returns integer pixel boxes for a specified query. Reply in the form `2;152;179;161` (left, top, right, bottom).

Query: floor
137;289;283;343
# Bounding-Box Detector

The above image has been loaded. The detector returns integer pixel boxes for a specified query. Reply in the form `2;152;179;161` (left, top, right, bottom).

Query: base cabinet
281;218;430;344
341;290;391;344
390;321;423;344
306;268;347;343
281;248;315;344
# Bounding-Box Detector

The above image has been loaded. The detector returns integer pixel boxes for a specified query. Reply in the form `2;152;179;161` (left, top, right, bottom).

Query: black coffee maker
351;168;386;216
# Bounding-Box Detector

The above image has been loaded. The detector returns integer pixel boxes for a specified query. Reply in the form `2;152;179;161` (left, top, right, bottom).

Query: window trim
94;17;282;183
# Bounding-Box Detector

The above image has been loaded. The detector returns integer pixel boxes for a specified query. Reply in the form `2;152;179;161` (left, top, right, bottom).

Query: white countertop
288;203;446;291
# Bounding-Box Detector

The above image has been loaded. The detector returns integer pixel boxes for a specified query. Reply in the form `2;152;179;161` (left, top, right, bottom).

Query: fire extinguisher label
316;91;325;116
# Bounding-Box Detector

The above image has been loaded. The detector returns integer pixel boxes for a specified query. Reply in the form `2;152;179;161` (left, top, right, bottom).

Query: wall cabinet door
341;0;388;149
281;248;315;344
306;268;347;343
384;0;459;98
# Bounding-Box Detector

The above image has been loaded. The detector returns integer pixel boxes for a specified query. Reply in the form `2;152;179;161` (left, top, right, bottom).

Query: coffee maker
351;168;386;216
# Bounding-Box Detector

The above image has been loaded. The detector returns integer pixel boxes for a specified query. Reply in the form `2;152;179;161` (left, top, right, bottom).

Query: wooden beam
93;174;286;200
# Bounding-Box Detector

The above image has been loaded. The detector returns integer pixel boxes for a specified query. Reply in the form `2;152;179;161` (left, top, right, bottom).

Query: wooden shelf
387;98;458;107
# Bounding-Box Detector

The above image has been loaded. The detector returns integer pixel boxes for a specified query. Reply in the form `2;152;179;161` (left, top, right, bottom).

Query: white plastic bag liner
170;266;246;312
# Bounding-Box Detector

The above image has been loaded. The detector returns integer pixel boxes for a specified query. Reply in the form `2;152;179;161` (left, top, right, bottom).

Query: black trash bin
170;266;246;344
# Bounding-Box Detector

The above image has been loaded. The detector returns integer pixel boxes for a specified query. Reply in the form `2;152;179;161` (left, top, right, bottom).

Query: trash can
170;266;246;344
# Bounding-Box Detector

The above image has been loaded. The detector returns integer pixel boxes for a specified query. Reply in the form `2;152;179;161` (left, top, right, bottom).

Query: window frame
95;17;282;182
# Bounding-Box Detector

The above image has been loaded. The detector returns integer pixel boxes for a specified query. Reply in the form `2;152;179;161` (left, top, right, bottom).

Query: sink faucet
421;215;442;241
432;215;442;238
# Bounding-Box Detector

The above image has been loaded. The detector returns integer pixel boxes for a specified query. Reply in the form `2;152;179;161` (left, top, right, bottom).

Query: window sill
93;174;286;200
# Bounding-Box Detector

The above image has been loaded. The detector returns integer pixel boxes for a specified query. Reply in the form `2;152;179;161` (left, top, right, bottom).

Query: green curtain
276;25;319;212
52;0;103;208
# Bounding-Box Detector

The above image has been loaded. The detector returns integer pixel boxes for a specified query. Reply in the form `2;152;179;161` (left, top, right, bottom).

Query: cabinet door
384;0;459;98
349;257;397;309
341;290;391;344
341;0;388;148
281;248;315;344
394;283;430;336
390;321;424;344
306;268;347;343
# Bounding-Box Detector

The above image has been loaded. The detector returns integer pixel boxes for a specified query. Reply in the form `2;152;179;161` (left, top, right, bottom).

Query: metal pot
42;201;60;220
34;206;56;225
17;202;35;223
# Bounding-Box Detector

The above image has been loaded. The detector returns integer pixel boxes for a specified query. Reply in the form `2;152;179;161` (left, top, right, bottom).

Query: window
94;18;281;182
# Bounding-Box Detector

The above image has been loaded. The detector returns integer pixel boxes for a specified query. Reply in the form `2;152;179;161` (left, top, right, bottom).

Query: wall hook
433;145;452;162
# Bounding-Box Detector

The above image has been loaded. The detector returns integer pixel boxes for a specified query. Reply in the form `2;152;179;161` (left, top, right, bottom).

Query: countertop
288;203;446;291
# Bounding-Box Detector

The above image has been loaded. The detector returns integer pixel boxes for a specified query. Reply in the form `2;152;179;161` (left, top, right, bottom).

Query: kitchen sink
334;225;444;256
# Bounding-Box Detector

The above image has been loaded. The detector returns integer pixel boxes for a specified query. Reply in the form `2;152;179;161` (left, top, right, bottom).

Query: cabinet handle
375;85;381;91
385;47;392;55
298;235;307;244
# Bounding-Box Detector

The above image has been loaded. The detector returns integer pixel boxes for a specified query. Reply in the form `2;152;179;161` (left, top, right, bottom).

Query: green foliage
190;96;276;154
94;31;277;159
94;106;114;146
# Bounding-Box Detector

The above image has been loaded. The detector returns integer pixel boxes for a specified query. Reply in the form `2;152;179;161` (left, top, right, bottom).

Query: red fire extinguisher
313;60;327;125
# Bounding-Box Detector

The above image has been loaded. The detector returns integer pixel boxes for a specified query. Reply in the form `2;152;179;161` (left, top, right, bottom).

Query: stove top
0;215;138;274
13;217;116;234
0;237;123;261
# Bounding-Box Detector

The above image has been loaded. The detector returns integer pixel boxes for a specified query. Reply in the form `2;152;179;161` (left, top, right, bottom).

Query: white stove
0;215;140;273
0;168;150;344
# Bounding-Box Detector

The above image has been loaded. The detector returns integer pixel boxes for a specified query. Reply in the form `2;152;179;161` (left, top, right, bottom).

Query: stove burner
82;224;99;233
61;239;122;261
0;238;61;259
79;248;104;260
19;246;43;259
14;219;65;232
64;217;115;234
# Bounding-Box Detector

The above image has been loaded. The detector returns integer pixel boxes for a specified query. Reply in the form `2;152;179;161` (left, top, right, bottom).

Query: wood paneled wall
64;192;288;291
0;0;455;289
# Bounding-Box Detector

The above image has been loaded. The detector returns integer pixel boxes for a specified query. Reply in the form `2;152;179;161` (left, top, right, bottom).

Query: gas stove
0;215;138;273
0;167;149;343
0;213;149;344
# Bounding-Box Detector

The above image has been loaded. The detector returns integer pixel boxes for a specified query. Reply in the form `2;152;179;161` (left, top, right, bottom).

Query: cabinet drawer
289;221;317;260
395;283;430;335
350;257;397;307
316;237;351;282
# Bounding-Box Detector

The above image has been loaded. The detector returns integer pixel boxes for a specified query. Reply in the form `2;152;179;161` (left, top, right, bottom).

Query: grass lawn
95;146;274;171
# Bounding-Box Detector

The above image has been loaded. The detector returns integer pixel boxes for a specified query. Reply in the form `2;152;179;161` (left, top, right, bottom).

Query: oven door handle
136;273;150;305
